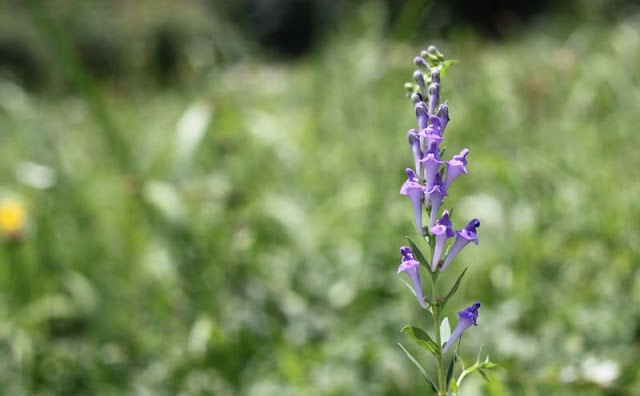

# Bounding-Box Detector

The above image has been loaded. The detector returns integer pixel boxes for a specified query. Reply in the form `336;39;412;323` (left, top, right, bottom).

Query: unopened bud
430;68;440;83
413;56;429;68
428;83;440;115
413;70;427;97
436;103;449;132
414;101;429;130
428;45;443;58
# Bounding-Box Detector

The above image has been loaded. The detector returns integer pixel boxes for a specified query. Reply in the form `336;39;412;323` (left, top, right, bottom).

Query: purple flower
407;129;422;177
426;172;447;228
440;219;480;272
436;104;449;135
442;302;481;353
429;210;455;271
428;115;443;136
398;246;429;308
417;116;442;153
420;141;443;191
443;149;469;191
413;70;427;98
400;168;426;235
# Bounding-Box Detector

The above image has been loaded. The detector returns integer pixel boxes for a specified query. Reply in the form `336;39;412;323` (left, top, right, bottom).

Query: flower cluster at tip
398;46;480;274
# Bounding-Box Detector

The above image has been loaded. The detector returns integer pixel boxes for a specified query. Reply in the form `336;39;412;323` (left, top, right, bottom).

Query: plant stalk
431;274;447;395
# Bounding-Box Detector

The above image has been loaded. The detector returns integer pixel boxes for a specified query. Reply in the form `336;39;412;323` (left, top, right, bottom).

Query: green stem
455;366;474;390
431;275;447;396
426;230;446;395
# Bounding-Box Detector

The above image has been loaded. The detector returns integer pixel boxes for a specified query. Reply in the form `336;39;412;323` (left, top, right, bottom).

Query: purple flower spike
440;219;480;272
420;141;443;191
400;168;426;235
407;129;422;177
442;302;481;353
428;82;440;116
443;149;469;191
436;104;450;134
413;70;427;98
427;173;447;228
429;210;455;271
415;101;429;130
411;92;423;105
398;247;429;309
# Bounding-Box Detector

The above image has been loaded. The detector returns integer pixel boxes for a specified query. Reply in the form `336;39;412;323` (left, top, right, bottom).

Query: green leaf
449;378;458;393
480;356;498;369
440;60;459;77
442;268;468;308
440;317;451;346
446;350;457;390
397;343;438;393
439;146;446;158
401;326;439;356
477;368;490;382
405;237;431;269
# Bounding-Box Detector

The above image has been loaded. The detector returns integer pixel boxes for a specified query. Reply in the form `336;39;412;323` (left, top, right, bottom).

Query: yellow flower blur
0;199;26;237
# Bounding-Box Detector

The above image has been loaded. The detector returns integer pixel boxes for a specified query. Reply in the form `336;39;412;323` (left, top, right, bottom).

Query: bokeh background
1;0;640;394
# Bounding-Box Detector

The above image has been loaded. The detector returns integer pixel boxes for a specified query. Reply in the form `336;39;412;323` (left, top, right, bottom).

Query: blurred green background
1;0;640;394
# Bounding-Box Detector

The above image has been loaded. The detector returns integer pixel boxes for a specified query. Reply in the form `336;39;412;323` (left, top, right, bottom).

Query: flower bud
413;56;429;68
413;70;427;98
411;92;423;105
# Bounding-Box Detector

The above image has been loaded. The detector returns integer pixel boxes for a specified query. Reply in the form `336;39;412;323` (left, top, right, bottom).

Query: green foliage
452;353;499;394
405;236;431;269
401;325;439;356
442;268;468;308
398;343;439;393
439;317;451;347
446;346;459;392
440;60;458;78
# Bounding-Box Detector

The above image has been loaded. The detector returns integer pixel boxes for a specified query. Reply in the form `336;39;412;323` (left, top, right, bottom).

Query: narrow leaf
475;345;484;365
480;361;498;369
442;268;468;308
446;351;457;390
398;343;438;393
440;317;451;346
405;236;431;269
441;60;459;77
477;368;490;382
449;378;458;393
401;326;439;356
448;206;455;219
